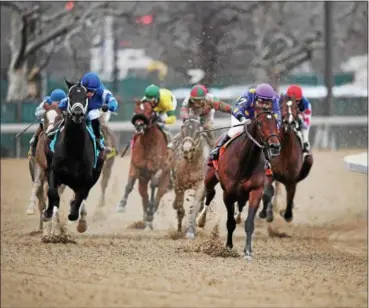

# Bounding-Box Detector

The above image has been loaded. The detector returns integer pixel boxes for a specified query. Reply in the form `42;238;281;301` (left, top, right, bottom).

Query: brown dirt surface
1;150;367;308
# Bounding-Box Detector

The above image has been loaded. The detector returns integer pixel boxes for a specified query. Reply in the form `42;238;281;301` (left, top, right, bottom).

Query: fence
1;116;367;158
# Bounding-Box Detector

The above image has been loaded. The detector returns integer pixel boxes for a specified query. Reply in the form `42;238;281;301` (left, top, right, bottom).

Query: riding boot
209;134;231;161
301;128;311;153
91;119;105;151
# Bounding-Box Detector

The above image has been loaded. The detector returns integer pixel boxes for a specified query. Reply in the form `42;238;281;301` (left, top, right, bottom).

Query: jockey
29;89;66;156
209;83;281;176
58;72;119;150
173;84;232;148
280;84;312;153
140;84;177;144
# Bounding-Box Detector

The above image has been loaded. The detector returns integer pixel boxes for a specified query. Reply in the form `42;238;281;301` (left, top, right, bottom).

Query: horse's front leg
172;188;185;234
98;156;115;208
280;183;296;222
43;169;60;236
186;181;205;239
197;166;218;228
244;186;263;261
138;177;150;229
224;192;236;249
151;169;170;218
116;165;137;212
36;177;46;232
260;178;275;222
26;163;42;215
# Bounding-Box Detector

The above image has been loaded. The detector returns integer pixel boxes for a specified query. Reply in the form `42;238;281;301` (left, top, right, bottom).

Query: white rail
0;116;367;133
344;152;368;174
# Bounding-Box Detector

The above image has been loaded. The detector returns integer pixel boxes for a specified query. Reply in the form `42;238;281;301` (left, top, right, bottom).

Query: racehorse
26;103;66;231
199;110;281;260
116;100;171;230
171;117;210;239
259;96;313;222
42;79;105;236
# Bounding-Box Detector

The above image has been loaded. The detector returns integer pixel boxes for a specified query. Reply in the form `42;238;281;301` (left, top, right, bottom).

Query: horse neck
140;125;161;147
63;118;87;155
190;136;205;164
280;127;301;153
238;122;263;176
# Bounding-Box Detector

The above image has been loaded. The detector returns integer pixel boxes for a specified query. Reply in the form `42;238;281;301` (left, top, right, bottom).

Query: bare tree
1;1;138;102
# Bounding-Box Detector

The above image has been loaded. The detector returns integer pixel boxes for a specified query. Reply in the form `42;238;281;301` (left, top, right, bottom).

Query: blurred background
0;1;368;157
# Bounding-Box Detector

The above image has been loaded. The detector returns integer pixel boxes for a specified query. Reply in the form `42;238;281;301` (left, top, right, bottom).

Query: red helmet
286;85;303;100
190;84;208;100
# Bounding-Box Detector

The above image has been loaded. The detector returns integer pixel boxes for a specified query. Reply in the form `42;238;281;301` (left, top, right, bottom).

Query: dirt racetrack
1;150;368;308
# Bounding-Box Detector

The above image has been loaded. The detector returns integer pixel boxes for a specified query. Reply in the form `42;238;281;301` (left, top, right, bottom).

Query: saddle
48;123;105;168
208;132;243;170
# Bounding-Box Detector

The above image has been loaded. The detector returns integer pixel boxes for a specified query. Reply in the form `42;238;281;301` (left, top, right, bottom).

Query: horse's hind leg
26;163;42;215
260;178;275;222
280;183;296;222
116;165;137;212
99;156;115;208
244;187;263;261
197;166;218;228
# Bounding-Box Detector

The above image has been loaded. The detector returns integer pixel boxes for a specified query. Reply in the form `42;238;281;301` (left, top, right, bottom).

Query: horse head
253;107;281;158
65;78;89;124
131;99;156;134
180;117;203;161
43;103;62;134
280;95;300;132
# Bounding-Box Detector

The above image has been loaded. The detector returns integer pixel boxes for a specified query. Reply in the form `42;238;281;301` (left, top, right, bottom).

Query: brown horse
199;110;281;260
26;102;65;231
171;117;210;239
259;96;313;222
116;100;171;230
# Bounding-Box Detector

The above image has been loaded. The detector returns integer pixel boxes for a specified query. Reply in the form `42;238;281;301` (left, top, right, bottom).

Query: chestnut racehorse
259;96;313;222
198;109;281;260
117;100;171;230
26;102;65;231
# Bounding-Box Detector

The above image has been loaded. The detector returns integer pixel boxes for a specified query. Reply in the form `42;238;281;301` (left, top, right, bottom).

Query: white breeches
172;95;178;110
228;115;244;138
88;109;101;121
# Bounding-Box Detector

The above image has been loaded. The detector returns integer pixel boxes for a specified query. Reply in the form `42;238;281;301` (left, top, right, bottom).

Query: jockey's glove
239;117;251;125
101;104;109;112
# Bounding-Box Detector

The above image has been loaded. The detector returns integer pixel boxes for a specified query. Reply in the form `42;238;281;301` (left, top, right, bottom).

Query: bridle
282;100;300;132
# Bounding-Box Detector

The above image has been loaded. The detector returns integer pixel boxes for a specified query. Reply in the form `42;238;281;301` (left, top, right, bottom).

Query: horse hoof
284;216;293;223
258;211;267;219
144;221;153;231
235;215;242;224
196;215;206;228
244;253;253;262
68;213;79;222
77;219;87;233
26;207;35;215
185;228;195;240
42;211;51;222
116;202;126;213
266;215;274;223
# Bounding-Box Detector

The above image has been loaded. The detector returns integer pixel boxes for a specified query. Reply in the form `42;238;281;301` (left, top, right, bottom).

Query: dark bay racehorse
201;110;281;260
259;96;313;222
116;100;171;230
42;79;105;236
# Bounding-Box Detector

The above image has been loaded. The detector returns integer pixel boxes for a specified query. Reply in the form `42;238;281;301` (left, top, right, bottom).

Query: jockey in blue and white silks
58;72;119;150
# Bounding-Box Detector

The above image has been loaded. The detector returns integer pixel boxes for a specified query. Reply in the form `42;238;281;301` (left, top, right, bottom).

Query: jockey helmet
255;83;275;100
286;85;303;100
50;89;67;102
143;84;160;102
81;72;101;92
190;84;208;100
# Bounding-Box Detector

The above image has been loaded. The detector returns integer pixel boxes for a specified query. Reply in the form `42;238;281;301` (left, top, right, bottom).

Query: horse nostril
270;143;280;150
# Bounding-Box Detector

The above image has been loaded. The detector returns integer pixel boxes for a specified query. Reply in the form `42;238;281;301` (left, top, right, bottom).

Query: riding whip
198;121;250;134
14;122;37;139
120;141;131;158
